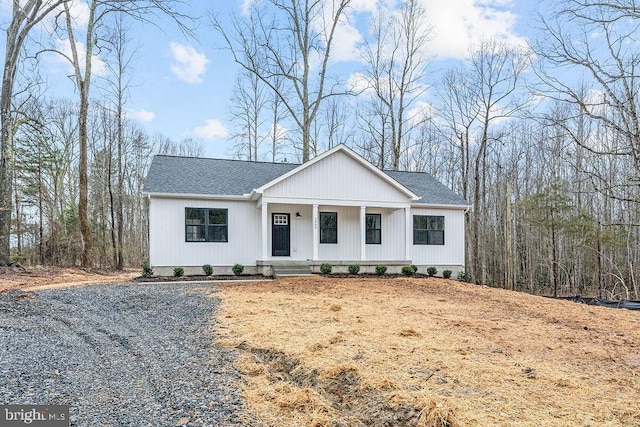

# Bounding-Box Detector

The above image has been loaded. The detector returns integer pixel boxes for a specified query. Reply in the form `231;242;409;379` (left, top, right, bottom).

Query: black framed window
413;215;444;245
185;208;228;242
320;212;337;244
366;213;381;244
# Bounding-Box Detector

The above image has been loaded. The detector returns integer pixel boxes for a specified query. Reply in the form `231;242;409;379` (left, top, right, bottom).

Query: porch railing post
312;204;319;261
405;206;411;261
360;206;366;261
261;201;268;260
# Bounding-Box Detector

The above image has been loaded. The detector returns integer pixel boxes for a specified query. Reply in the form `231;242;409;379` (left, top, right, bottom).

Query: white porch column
360;206;367;261
405;206;412;261
312;204;319;261
261;202;268;260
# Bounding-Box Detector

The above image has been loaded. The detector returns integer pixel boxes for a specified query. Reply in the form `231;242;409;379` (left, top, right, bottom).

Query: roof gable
254;145;419;201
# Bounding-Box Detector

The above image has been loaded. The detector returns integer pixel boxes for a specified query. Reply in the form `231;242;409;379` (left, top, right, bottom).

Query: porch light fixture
295;212;302;218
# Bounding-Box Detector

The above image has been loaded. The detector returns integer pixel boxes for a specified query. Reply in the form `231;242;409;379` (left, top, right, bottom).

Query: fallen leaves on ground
0;266;137;292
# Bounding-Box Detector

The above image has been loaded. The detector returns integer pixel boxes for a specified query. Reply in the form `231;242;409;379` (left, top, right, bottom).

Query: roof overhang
411;202;473;212
142;192;251;200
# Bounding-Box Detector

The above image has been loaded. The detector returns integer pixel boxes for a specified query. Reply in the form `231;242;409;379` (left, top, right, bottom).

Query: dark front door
272;213;290;256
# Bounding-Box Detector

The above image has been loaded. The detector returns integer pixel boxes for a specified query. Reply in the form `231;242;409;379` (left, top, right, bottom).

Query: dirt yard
216;276;640;427
0;266;137;292
3;269;638;425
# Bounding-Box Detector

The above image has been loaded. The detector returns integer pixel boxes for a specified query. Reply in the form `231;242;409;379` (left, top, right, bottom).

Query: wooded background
2;0;639;300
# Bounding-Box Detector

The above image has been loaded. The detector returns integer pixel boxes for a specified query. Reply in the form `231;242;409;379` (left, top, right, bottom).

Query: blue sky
3;0;541;159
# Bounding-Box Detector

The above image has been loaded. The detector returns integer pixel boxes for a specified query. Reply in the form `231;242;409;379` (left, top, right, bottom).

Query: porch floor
257;259;412;276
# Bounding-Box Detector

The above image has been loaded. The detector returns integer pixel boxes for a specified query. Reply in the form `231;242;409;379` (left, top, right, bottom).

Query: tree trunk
64;0;95;268
116;137;124;270
78;85;92;267
13;171;20;255
108;151;117;268
0;53;15;265
551;219;558;297
116;66;125;270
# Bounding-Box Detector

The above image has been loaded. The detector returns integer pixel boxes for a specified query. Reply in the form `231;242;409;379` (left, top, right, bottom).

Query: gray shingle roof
143;155;469;206
143;155;297;196
385;170;469;206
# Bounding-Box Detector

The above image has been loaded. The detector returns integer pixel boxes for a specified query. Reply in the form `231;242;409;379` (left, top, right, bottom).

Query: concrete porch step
272;264;312;278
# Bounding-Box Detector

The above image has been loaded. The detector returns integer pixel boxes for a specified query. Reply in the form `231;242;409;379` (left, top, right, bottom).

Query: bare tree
103;15;136;270
533;0;640;201
360;0;432;170
437;39;530;284
213;0;352;162
151;133;204;158
229;71;267;161
0;0;70;265
437;68;479;202
267;75;289;162
321;97;353;150
53;0;191;267
58;1;95;267
355;97;392;169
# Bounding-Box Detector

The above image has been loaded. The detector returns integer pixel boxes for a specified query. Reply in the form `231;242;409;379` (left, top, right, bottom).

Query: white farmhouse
143;144;470;276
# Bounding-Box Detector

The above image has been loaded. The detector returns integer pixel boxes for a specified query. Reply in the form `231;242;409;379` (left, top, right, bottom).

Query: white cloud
330;0;381;62
169;42;209;84
346;72;373;94
129;109;156;122
303;1;366;65
54;38;107;77
63;0;90;28
240;0;256;16
267;123;289;141
193;119;229;139
35;0;91;33
350;0;378;13
330;19;364;62
407;101;435;125
422;0;527;59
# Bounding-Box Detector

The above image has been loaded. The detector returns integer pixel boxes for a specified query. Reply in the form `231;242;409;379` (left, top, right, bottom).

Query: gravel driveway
0;283;253;426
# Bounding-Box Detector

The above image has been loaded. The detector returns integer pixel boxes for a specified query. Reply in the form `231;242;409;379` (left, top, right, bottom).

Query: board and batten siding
410;207;466;267
317;206;360;260
363;208;405;261
267;203;313;260
263;150;411;203
149;197;261;267
314;206;405;261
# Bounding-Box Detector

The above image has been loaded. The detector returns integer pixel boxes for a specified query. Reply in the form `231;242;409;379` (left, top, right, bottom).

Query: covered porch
257;199;413;270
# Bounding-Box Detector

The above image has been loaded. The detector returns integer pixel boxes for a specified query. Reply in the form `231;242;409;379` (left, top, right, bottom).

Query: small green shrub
141;261;153;278
410;264;418;273
320;263;332;274
232;263;244;276
443;269;452;279
426;266;437;277
401;265;415;276
457;270;471;282
10;249;26;264
375;265;387;275
202;264;214;276
348;264;360;274
173;267;184;277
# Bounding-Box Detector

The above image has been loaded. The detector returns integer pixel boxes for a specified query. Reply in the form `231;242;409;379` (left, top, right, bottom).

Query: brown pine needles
216;276;640;426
